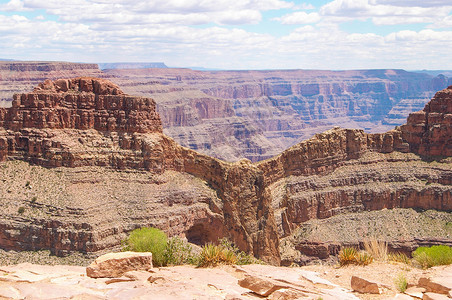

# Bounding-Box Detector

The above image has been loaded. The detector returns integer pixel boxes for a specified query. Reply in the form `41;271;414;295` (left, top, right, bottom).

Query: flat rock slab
405;286;426;298
422;292;450;300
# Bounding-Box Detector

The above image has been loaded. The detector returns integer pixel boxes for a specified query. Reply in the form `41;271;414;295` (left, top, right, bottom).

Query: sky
0;0;451;70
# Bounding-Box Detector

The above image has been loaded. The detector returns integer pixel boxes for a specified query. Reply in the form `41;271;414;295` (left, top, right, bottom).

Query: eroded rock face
401;86;452;157
0;77;162;133
0;79;451;265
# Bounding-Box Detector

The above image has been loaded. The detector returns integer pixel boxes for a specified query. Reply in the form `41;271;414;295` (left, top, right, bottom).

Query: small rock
422;292;450;300
351;276;381;294
86;252;153;278
405;286;426;298
238;276;287;297
418;277;451;295
148;275;167;284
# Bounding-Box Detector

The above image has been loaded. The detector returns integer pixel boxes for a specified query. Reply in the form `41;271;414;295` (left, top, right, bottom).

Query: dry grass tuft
363;239;388;262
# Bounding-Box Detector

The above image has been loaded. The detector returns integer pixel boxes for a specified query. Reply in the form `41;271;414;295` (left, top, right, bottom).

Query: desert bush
338;247;358;266
355;251;374;266
388;252;411;265
124;227;167;266
394;273;408;293
412;245;452;268
197;243;237;267
164;236;196;266
18;206;25;214
218;238;260;265
363;239;388;261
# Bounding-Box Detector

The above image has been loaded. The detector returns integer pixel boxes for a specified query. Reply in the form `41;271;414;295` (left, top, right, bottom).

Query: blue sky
0;0;451;70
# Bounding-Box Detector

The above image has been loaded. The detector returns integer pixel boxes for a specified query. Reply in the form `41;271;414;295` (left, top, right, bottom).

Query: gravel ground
0;249;95;266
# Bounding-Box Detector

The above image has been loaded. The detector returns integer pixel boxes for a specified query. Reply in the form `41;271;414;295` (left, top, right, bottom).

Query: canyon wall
105;68;451;162
0;78;450;265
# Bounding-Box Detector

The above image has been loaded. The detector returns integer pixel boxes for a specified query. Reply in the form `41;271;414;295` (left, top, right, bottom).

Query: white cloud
370;0;452;8
293;3;315;10
0;0;32;11
320;0;452;25
274;11;321;24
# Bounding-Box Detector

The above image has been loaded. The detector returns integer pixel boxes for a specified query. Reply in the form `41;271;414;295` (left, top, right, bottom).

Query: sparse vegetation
338;247;374;266
338;247;359;266
164;236;196;266
355;251;374;266
123;228;258;267
123;227;168;266
412;245;452;268
18;206;25;214
218;238;260;265
394;273;408;293
197;243;237;267
363;239;388;261
388;252;410;265
31;196;37;203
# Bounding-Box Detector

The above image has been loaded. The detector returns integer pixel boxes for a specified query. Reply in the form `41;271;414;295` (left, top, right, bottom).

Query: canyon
0;76;450;265
1;61;451;162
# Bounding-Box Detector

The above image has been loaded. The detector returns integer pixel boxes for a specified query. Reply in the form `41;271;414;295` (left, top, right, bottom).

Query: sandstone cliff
0;78;450;265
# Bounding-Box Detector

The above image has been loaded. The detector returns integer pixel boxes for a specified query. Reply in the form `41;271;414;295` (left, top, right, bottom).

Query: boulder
350;276;380;294
86;252;153;278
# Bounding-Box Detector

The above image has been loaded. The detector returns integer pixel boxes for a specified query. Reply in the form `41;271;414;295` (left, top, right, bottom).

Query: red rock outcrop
401;86;452;157
0;77;161;133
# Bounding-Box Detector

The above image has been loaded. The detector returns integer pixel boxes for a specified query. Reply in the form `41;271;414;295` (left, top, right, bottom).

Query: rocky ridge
0;78;451;265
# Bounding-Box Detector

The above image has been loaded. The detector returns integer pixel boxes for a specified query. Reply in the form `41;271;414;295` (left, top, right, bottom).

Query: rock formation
0;78;450;265
0;62;103;106
106;68;451;161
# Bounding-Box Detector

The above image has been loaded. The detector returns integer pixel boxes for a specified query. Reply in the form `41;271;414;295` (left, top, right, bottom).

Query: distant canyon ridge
1;61;451;161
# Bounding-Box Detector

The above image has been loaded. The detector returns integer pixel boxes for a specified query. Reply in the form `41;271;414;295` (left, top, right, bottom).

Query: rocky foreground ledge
0;257;451;299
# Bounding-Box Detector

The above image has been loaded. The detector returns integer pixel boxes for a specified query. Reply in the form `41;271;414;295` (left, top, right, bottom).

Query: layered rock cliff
0;78;450;265
106;68;450;161
0;77;279;264
0;62;103;107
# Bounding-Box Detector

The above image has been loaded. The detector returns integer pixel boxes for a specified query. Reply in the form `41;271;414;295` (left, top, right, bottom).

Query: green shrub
18;207;25;214
412;245;452;268
124;227;167;266
394;273;408;293
31;196;37;203
164;236;195;266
